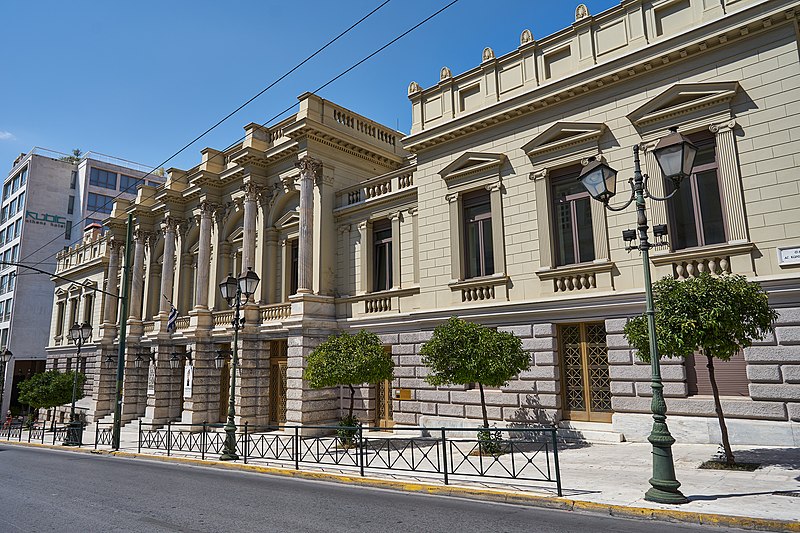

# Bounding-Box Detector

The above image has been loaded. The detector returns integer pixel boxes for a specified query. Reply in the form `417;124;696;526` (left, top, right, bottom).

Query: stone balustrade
364;295;392;314
261;303;292;322
336;167;416;209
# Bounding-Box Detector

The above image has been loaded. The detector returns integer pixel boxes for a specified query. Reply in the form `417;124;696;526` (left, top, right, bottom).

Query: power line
23;0;461;269
19;0;392;266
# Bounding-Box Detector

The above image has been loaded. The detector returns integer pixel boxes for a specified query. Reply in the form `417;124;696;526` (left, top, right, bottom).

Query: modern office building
47;0;799;445
0;148;163;417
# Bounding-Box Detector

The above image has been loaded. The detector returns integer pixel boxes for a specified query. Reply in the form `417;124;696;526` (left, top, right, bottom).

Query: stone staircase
556;421;625;443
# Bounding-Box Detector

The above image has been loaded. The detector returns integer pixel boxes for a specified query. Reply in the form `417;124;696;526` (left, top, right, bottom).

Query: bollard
552;426;562;497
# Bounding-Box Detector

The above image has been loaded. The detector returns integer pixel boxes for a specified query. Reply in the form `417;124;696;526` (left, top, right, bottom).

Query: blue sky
0;0;617;174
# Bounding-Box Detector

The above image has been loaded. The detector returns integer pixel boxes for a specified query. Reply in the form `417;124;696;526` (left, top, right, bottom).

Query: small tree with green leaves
304;330;394;441
421;317;530;433
624;273;777;466
18;370;85;425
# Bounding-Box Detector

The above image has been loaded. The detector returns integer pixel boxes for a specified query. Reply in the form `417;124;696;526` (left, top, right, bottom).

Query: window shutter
686;351;748;397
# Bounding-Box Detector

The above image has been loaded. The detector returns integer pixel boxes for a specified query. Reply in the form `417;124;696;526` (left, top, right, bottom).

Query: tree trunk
348;384;356;420
706;352;735;465
478;383;489;429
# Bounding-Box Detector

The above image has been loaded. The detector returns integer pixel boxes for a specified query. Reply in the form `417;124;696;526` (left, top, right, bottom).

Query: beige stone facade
47;0;800;444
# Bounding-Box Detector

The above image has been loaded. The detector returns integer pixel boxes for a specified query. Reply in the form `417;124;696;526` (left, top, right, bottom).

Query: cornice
402;3;796;153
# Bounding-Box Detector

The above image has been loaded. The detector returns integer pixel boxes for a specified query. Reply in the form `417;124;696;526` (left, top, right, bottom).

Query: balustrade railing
261;303;291;322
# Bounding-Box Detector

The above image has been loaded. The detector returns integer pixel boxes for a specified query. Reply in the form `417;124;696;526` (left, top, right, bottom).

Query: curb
4;440;797;533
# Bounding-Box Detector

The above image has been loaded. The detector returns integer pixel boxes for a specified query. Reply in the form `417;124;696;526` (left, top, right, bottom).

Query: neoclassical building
48;0;800;445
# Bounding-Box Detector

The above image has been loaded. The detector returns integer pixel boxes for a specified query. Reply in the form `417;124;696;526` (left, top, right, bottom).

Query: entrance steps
557;421;625;443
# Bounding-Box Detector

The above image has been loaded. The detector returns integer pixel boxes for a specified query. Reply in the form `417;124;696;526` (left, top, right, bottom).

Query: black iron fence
1;423;79;446
101;421;560;495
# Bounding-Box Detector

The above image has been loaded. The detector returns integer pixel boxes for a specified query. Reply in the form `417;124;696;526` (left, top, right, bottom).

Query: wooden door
269;340;288;426
559;323;612;422
374;379;394;429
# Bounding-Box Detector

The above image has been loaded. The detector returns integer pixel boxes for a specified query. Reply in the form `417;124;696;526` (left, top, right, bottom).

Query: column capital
198;200;225;217
445;192;459;203
407;206;418;216
296;156;323;178
337;224;351;234
134;229;155;243
709;119;737;135
108;238;125;252
485;182;502;193
387;211;402;221
161;216;181;234
241;182;265;202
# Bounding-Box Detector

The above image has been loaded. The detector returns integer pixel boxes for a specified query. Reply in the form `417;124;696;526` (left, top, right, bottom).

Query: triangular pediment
439;152;506;181
55;288;67;297
228;226;244;242
522;122;607;158
627;82;740;128
275;210;300;229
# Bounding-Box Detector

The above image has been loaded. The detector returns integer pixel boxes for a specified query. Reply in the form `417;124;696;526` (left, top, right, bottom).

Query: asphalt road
0;444;747;533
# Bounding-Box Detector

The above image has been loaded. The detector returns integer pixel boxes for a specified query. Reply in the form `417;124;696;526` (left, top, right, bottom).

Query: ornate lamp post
578;127;697;505
65;321;92;446
218;267;259;461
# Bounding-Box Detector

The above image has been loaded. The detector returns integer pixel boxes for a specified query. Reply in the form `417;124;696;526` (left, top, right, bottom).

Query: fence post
138;419;142;454
243;422;249;465
201;422;207;461
167;421;172;457
441;427;449;486
551;427;562;497
358;425;364;477
18;425;22;442
52;425;57;445
28;424;33;443
294;426;299;470
41;424;45;444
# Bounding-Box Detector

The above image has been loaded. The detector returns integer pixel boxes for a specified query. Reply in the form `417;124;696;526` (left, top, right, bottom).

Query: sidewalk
6;428;799;531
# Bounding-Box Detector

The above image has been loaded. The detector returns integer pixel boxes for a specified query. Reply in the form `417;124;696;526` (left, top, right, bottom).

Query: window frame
87;192;114;215
550;166;596;267
372;219;393;292
462;190;494;279
666;132;727;251
89;168;118;190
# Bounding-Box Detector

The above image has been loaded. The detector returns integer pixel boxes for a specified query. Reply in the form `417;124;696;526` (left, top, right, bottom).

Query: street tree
304;330;394;425
624;273;777;465
17;370;85;424
420;317;530;429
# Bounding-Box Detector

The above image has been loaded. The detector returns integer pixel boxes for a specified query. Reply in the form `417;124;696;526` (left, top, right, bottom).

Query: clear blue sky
0;0;617;174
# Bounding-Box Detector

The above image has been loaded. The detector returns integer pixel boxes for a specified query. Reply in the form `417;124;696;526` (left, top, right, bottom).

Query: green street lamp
218;267;260;461
578;127;698;505
65;321;92;446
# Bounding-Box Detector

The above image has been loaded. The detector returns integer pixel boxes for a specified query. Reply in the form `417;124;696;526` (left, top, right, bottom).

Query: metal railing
115;421;561;494
2;423;81;446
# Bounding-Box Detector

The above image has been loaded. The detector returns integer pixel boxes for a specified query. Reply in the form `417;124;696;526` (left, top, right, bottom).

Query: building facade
1;148;162;416
48;0;800;445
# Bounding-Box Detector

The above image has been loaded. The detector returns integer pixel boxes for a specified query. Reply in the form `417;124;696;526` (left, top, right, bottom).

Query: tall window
373;219;393;292
551;166;595;266
89;168;117;190
463;190;494;279
289;239;299;296
120;175;144;193
70;171;77;190
67;195;75;214
667;132;726;250
2;183;9;200
87;192;113;214
65;220;73;240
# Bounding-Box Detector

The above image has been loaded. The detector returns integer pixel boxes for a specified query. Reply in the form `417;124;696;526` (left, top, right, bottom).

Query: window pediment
522;122;607;161
438;152;506;183
627;82;740;132
275;210;299;229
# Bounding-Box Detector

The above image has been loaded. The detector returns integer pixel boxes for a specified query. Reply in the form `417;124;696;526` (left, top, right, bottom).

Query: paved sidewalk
5;427;799;530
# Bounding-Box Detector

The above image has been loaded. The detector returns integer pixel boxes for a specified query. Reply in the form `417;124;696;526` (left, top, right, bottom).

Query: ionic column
710;120;748;243
296;157;322;294
129;230;148;321
159;217;178;317
194;202;214;310
241;183;260;273
102;240;121;325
